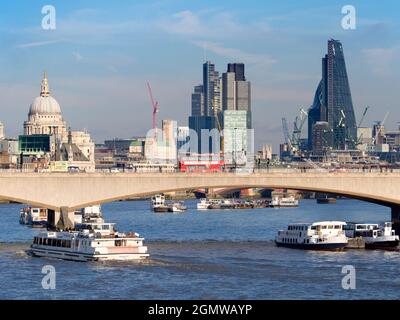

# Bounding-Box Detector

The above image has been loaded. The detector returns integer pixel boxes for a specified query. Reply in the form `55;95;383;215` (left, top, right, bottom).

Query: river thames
0;199;399;300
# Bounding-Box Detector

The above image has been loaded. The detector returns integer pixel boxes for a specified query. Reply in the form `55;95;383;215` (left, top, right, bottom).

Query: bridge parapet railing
1;168;400;174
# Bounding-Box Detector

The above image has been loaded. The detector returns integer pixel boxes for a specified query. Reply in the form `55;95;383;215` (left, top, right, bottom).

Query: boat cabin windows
34;236;72;248
76;223;115;232
288;225;306;231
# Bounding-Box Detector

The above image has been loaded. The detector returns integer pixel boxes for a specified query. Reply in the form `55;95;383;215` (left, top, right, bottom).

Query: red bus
179;159;224;173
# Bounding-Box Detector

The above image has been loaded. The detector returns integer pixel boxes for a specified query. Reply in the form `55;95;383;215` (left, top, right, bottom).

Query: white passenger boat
81;205;104;223
344;222;399;250
28;221;149;261
151;194;169;212
19;207;48;227
270;196;299;208
275;221;348;251
197;198;222;210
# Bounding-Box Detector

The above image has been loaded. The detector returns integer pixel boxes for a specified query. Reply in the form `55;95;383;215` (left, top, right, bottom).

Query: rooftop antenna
203;43;207;62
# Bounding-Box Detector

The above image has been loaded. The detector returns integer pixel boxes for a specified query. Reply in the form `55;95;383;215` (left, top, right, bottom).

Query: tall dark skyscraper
203;61;220;117
191;85;204;116
222;63;252;129
308;39;357;151
189;61;220;154
227;63;246;81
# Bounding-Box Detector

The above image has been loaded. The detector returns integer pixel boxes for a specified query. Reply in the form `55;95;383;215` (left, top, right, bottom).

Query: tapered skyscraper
308;39;357;151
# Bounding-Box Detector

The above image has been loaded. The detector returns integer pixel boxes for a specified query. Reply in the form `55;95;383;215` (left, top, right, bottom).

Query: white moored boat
151;194;169;212
270;196;299;208
344;222;399;250
74;205;104;224
28;221;149;261
196;198;225;210
275;221;348;251
19;207;48;227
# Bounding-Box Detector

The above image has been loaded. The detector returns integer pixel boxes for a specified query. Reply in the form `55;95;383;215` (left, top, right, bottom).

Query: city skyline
0;1;400;150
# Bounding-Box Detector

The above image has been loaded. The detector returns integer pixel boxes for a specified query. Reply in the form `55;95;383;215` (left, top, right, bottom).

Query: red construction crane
146;82;159;137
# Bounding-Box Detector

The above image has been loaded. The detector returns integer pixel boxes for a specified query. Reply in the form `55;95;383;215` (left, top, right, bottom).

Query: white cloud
72;51;83;61
161;9;271;39
17;39;63;48
362;47;399;76
164;10;203;35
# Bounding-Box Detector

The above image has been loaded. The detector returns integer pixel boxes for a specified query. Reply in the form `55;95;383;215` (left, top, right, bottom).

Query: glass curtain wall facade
223;110;248;165
308;39;357;151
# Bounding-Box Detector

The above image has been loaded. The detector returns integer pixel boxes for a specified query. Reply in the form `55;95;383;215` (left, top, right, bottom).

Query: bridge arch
67;184;398;211
0;172;398;213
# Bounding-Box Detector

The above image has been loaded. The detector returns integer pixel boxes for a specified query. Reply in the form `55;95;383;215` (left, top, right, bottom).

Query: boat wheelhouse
275;221;348;251
74;205;104;224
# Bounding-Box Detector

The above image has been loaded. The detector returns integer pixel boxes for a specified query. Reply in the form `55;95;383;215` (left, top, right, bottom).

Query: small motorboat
168;201;187;212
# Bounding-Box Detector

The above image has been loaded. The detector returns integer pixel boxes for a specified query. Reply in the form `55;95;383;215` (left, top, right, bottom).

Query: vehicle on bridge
275;221;348;251
179;158;224;173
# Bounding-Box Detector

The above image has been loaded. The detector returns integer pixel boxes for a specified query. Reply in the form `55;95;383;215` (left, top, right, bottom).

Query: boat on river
270;196;299;208
19;207;48;227
151;194;169;212
168;201;187;212
344;222;399;250
316;197;337;204
28;221;149;261
197;198;223;210
275;221;348;251
74;205;104;224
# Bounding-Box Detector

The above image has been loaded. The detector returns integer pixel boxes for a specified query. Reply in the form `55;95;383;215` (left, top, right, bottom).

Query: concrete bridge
1;171;400;228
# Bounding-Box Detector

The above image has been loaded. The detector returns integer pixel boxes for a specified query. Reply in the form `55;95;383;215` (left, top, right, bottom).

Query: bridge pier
391;206;400;235
47;206;75;231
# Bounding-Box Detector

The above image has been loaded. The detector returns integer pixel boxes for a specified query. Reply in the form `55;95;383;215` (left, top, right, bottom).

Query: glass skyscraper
308;39;357;151
203;61;221;117
227;63;246;81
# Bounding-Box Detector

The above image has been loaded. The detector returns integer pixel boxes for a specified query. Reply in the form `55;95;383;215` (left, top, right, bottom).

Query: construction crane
291;108;308;151
371;111;389;145
146;82;159;139
358;106;369;127
355;106;370;145
338;109;346;128
281;108;308;154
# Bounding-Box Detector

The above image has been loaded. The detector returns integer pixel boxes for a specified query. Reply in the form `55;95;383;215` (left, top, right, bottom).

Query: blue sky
0;0;399;150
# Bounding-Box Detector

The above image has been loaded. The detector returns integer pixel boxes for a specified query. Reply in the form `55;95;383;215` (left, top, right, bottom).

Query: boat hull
168;208;186;212
28;248;149;262
275;241;347;251
270;205;299;208
316;198;337;204
365;240;400;250
153;206;169;212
